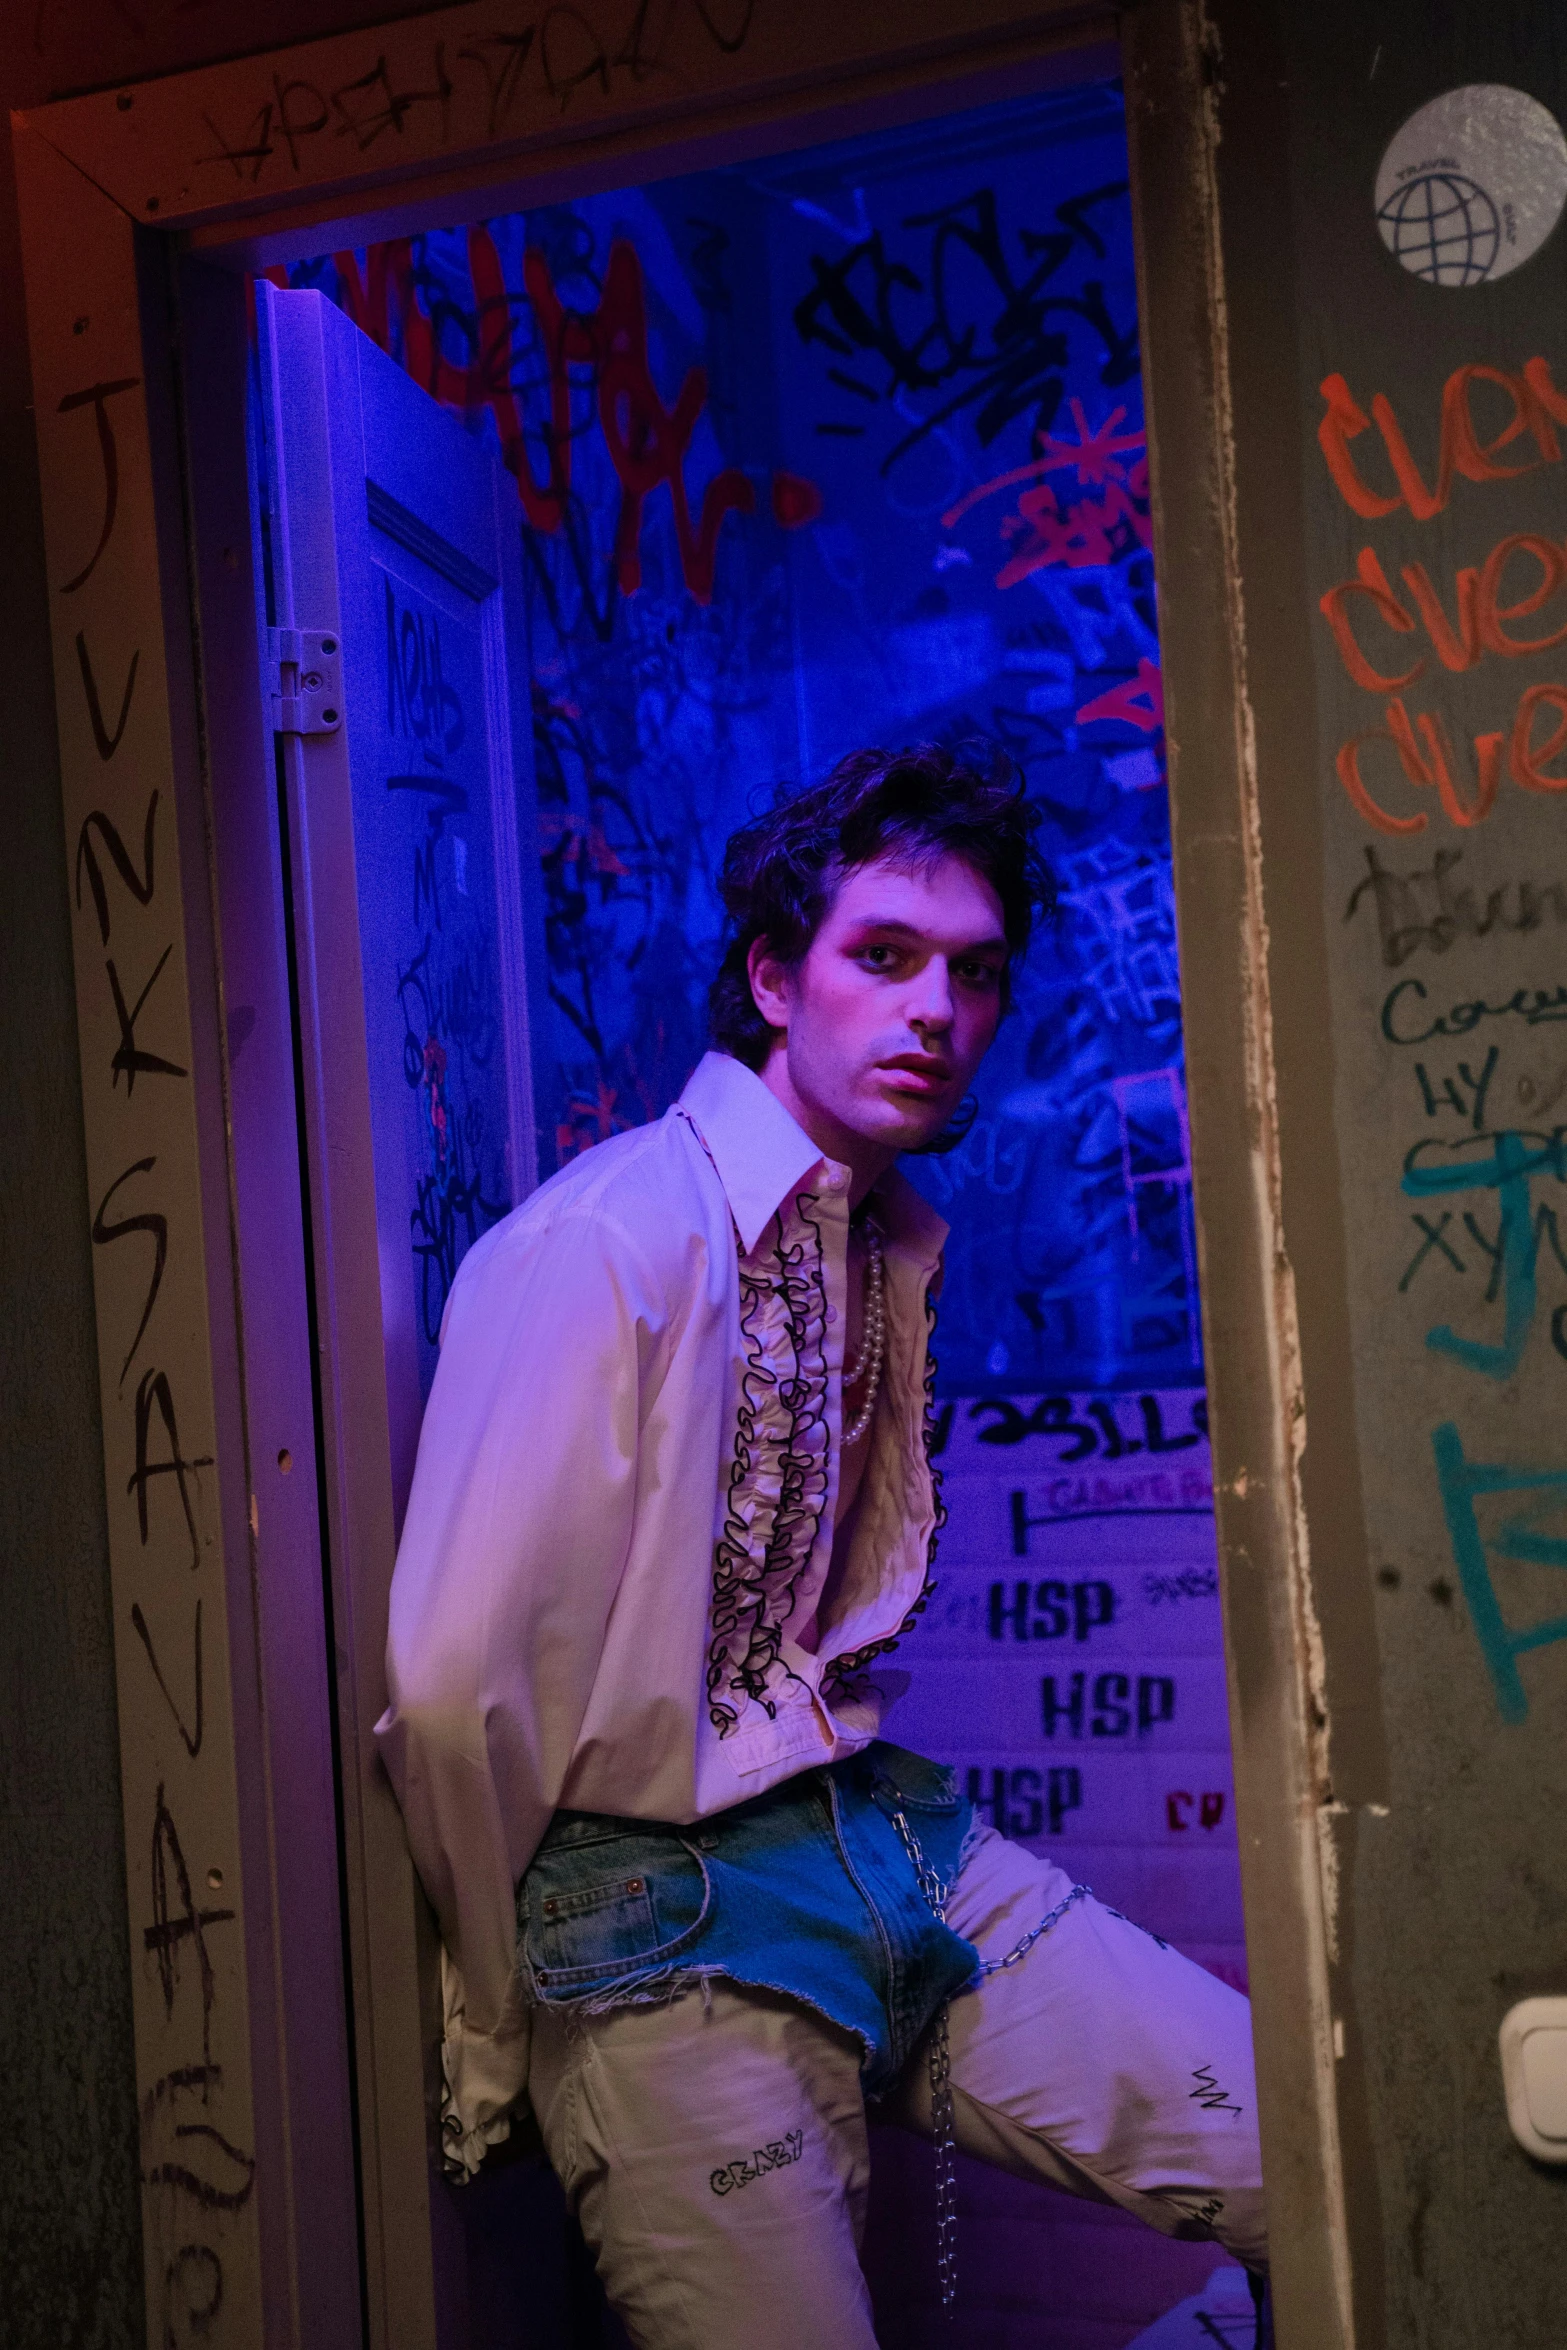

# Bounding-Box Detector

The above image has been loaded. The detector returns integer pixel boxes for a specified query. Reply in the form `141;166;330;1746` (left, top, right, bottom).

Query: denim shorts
517;1742;980;2095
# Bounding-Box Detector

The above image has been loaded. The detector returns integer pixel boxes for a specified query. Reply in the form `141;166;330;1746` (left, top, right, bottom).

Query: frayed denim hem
526;1962;879;2072
956;1811;990;1880
529;1961;726;2019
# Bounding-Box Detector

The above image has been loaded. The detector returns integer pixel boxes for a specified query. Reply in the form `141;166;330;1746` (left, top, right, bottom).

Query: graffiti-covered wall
760;101;1188;1401
284;79;1194;1398
281;78;1249;2345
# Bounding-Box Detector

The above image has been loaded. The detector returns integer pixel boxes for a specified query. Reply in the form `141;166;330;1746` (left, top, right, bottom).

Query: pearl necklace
841;1221;887;1447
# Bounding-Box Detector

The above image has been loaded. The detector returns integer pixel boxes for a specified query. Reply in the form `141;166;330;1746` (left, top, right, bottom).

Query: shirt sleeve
373;1201;665;2171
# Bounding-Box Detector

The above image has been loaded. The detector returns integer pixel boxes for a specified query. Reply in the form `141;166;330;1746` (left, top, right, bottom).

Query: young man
377;746;1266;2348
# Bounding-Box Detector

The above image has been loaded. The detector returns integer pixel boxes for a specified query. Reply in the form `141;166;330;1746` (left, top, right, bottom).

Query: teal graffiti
1402;1128;1567;1379
1431;1421;1567;1723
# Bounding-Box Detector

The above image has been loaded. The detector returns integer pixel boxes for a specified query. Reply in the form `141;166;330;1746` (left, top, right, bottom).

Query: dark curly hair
709;742;1055;1072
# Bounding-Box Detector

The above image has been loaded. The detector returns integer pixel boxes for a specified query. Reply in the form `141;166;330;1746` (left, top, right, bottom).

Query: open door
253;282;547;2350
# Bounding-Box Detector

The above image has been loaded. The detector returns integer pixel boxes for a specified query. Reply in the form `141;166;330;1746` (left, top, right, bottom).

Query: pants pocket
535;1875;660;1974
523;1834;711;1994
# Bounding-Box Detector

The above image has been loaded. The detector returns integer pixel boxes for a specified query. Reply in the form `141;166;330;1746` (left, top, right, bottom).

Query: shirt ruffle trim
706;1191;831;1733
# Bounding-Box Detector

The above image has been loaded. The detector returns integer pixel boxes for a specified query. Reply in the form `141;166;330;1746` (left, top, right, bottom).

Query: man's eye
957;961;1001;987
860;945;898;969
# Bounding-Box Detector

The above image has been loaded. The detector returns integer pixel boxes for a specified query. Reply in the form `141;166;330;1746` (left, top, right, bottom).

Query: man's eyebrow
846;916;1009;953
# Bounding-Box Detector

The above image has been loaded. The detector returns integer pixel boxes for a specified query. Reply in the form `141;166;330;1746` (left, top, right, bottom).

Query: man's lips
876;1056;953;1096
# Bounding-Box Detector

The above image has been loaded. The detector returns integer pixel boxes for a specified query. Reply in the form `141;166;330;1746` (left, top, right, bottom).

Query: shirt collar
678;1051;825;1254
677;1050;950;1264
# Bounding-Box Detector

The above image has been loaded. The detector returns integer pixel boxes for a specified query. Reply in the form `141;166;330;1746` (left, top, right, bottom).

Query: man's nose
908;960;956;1032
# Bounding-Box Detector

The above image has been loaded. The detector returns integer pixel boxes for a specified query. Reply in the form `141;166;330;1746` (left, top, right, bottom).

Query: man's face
748;852;1009;1174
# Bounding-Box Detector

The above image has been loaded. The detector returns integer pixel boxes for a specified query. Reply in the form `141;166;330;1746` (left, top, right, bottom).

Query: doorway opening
255;71;1256;2350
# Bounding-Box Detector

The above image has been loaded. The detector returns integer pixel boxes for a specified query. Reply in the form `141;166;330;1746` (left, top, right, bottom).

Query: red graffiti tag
1076;657;1164;734
942;399;1153;590
284;228;813;604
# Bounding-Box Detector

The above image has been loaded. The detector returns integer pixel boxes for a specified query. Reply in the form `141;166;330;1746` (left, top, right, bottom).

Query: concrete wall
1202;0;1567;2340
0;16;426;2346
0;164;142;2342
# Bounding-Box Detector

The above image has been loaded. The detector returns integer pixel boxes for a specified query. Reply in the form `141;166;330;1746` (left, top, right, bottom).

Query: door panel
255;282;546;2350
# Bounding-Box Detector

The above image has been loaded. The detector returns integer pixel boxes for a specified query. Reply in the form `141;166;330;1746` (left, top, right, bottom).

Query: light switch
1499;1999;1567;2162
1521;2028;1567;2139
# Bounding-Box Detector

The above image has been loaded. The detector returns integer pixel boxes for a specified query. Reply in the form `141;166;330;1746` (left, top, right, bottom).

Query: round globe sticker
1375;84;1567;286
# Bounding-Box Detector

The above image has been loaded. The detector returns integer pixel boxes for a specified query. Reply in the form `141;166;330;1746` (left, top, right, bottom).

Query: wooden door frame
11;3;1348;2344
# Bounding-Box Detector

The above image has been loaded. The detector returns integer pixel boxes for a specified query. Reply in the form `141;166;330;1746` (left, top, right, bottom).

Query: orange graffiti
1320;532;1567;692
1511;683;1567;792
1334;682;1567;833
1317;359;1567;522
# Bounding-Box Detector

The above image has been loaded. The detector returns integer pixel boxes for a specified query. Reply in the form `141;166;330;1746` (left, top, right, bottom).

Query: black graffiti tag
75;631;140;761
77;793;157;943
107;944;189;1094
141;2065;256;2209
131;1598;204;1762
144;1788;235;2068
75;797;187;1092
93;1157;167;1388
128;1368;214;1570
793;184;1138;476
56;378;141;594
196;2;758;179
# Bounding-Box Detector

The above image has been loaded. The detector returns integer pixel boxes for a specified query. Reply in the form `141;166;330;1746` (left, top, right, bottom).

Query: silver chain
888;1810;960;2312
972;1878;1092;1977
925;2002;959;2312
890;1806;953;1918
889;1806;1092;2315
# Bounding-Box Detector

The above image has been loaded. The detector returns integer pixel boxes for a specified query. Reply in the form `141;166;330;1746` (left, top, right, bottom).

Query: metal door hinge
269;627;343;736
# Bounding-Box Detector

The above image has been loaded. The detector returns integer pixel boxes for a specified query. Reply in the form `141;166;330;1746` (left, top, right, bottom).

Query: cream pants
527;1825;1267;2350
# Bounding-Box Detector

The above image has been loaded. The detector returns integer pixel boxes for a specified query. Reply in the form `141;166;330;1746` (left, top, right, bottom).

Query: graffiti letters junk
45;336;259;2338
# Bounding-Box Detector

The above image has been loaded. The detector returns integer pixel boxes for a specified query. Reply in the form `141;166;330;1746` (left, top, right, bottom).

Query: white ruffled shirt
375;1050;947;2171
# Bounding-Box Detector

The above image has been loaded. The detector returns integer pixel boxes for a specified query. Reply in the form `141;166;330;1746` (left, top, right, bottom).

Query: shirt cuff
439;1942;532;2182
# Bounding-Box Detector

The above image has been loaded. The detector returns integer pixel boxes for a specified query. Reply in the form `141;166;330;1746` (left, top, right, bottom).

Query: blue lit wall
283;79;1195;1401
